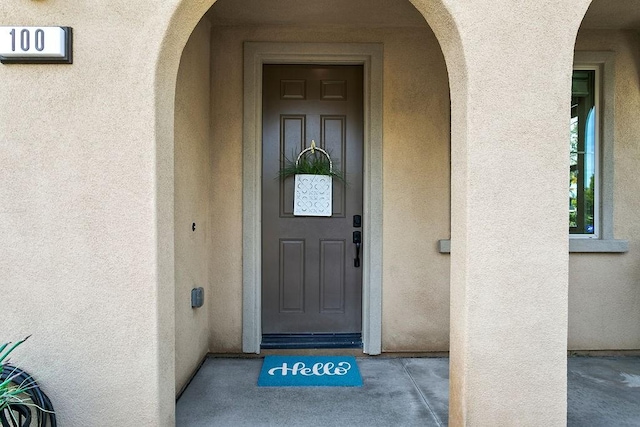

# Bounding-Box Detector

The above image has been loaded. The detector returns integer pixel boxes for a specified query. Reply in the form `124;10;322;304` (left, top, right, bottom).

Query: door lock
353;231;362;268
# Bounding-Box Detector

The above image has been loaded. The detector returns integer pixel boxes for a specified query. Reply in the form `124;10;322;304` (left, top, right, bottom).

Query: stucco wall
207;24;450;352
0;0;596;424
207;27;244;352
382;28;451;351
205;25;640;354
0;1;186;425
174;18;212;392
570;29;640;350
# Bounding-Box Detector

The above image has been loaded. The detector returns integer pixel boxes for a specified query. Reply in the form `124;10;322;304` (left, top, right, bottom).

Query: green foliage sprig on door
278;144;345;184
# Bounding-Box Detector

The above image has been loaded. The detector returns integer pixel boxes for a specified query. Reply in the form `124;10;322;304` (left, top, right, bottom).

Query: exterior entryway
177;356;640;426
261;64;364;345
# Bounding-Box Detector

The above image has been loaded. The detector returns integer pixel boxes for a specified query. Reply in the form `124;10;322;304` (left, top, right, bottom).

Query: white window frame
571;65;601;239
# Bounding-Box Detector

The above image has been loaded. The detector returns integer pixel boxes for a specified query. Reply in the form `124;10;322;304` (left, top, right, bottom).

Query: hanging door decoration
293;141;333;217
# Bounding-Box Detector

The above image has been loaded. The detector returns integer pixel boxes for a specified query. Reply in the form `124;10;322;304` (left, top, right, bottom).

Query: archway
157;0;464;421
156;0;607;423
569;0;640;353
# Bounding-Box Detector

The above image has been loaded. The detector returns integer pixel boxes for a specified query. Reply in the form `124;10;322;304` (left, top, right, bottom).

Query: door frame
242;42;383;354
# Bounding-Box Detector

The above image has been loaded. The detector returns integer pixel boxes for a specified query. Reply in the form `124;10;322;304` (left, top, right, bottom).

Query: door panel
279;239;305;313
319;239;346;313
280;115;305;217
321;116;347;216
262;64;363;334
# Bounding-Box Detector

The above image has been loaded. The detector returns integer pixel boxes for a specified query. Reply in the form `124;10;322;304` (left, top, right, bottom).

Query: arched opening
5;0;613;424
10;0;629;424
160;0;464;411
569;1;640;352
562;2;640;424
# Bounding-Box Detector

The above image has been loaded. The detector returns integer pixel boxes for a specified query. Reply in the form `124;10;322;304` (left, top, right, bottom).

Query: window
570;68;599;237
569;52;627;252
439;54;628;254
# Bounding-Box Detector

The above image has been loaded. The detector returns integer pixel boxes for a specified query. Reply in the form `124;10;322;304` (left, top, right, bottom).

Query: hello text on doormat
257;355;363;387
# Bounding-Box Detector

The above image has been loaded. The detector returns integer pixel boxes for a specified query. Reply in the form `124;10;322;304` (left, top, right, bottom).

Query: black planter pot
0;404;31;427
0;365;55;427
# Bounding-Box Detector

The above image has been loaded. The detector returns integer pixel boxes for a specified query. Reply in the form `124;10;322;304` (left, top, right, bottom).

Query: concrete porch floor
176;356;640;426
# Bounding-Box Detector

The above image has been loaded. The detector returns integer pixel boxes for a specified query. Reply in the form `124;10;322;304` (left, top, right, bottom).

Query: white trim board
242;42;383;354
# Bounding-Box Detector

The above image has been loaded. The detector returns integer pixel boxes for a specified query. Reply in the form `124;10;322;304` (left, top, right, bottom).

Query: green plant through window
570;70;597;235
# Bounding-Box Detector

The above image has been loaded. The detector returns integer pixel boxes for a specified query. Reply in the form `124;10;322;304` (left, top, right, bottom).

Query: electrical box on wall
191;287;204;308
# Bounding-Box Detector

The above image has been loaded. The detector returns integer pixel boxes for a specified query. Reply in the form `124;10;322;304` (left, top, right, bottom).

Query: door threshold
261;333;362;349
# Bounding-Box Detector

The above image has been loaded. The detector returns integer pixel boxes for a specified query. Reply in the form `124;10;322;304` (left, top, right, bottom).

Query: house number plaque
0;26;72;64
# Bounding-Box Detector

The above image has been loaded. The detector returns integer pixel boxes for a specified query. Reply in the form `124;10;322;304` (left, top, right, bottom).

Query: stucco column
446;1;591;425
0;1;196;425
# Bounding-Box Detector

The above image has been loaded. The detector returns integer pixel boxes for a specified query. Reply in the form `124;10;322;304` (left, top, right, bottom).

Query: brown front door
262;64;363;337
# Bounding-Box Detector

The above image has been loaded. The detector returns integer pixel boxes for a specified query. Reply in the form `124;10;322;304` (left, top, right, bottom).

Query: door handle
353;231;361;268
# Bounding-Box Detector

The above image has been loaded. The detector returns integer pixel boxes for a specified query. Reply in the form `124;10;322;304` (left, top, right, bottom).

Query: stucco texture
0;1;188;425
207;24;450;353
2;0;626;425
570;29;640;350
174;18;211;392
442;1;590;423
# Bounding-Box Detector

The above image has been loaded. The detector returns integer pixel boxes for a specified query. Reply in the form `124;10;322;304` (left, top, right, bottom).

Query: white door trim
242;42;383;354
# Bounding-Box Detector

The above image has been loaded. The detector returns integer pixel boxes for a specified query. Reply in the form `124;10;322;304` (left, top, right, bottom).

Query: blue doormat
258;355;362;387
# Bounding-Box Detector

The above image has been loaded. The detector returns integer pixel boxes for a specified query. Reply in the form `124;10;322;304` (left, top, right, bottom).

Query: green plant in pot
1;336;56;427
